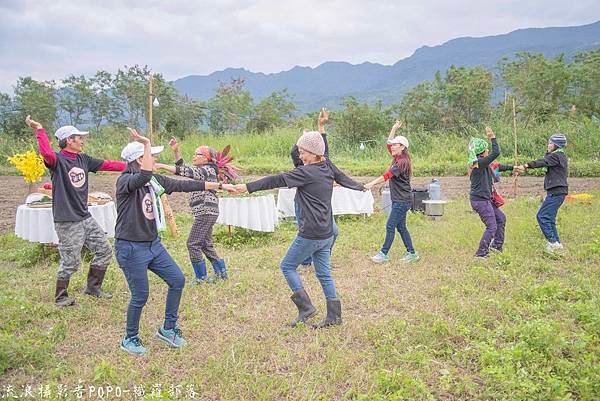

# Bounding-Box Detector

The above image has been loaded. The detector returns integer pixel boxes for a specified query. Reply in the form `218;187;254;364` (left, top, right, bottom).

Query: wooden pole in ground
148;74;177;236
148;75;154;143
512;97;519;198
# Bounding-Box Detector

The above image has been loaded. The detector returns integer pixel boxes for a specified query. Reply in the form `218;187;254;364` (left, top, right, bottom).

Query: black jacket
527;151;569;195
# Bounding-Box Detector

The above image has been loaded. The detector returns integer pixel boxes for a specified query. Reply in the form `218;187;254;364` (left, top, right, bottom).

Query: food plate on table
26;193;53;208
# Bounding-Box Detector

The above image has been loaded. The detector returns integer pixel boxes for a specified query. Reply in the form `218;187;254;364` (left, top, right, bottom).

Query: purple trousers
470;199;506;257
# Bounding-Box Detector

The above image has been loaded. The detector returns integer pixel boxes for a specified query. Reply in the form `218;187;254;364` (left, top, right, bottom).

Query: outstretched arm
155;163;177;174
331;162;365;191
365;175;385;190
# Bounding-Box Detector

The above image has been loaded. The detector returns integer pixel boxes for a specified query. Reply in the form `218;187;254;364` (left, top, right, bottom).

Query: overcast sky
1;0;598;93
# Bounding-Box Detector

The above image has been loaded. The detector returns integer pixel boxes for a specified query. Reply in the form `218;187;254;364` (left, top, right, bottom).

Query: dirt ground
2;174;599;233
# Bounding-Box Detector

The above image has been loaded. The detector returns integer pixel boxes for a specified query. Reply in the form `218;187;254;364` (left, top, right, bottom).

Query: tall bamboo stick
512;97;518;197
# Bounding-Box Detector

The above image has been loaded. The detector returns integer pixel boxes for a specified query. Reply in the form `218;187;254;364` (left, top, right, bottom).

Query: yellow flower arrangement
7;150;47;184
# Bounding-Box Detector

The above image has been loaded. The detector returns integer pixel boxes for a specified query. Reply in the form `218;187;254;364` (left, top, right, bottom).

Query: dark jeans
470;199;506;256
381;201;415;254
536;193;566;243
115;238;185;338
294;199;338;264
280;235;336;299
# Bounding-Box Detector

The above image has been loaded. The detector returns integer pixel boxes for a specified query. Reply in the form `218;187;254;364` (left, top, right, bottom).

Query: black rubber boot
55;279;76;307
312;298;342;329
84;268;113;299
290;289;317;327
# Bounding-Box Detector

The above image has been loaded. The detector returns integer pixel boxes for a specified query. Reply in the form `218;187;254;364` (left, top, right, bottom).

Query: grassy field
2;116;600;177
1;192;599;400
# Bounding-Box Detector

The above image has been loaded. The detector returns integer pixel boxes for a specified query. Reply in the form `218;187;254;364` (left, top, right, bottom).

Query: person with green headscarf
467;127;513;258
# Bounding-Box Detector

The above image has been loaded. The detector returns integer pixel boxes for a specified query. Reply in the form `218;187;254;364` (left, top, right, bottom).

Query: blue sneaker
120;336;147;356
370;251;390;264
156;325;187;348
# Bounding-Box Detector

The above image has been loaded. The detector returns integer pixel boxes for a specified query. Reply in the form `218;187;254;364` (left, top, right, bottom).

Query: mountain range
173;21;600;112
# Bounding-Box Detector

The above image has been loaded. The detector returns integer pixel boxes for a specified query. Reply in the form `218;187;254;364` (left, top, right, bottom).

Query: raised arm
317;107;329;134
124;128;153;191
386;120;403;155
477;127;500;168
169;137;181;161
387;120;403;141
26;115;56;168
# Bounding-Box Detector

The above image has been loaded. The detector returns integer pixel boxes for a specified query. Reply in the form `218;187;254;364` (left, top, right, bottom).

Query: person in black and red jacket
365;120;420;264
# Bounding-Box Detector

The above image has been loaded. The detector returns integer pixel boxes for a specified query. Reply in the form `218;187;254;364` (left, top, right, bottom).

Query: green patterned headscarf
467;137;489;166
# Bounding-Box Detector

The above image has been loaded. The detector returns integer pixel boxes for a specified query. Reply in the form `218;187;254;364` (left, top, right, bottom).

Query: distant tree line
1;51;598;142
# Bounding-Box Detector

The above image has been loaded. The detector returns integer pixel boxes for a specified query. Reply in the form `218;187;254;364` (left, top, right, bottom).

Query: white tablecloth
217;195;278;232
14;202;117;244
277;187;374;218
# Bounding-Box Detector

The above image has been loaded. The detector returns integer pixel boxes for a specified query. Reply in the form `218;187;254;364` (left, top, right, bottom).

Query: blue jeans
115;238;186;338
381;201;415;254
280;235;337;299
294;199;338;265
536;193;566;243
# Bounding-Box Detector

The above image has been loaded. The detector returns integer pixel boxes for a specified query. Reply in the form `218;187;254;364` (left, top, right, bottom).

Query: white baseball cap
121;142;164;162
55;125;89;141
387;135;409;148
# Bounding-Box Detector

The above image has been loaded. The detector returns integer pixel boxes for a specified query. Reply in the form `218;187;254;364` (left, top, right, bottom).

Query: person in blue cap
515;133;569;254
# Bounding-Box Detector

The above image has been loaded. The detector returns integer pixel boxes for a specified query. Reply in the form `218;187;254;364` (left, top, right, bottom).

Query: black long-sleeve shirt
247;160;364;240
527;152;569;195
469;138;500;201
115;167;206;241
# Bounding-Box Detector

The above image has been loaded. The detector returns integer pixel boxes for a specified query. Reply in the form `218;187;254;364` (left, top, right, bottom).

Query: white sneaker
546;241;563;253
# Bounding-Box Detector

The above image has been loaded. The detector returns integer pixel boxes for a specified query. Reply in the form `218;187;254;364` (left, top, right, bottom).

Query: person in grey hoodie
233;131;366;329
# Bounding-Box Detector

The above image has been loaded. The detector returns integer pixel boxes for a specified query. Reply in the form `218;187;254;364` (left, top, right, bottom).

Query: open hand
392;120;403;132
128;128;149;144
318;108;329;125
485;126;495;139
25;115;42;130
168;136;179;152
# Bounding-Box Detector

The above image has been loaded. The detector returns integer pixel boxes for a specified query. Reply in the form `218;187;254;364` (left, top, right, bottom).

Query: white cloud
0;0;598;92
